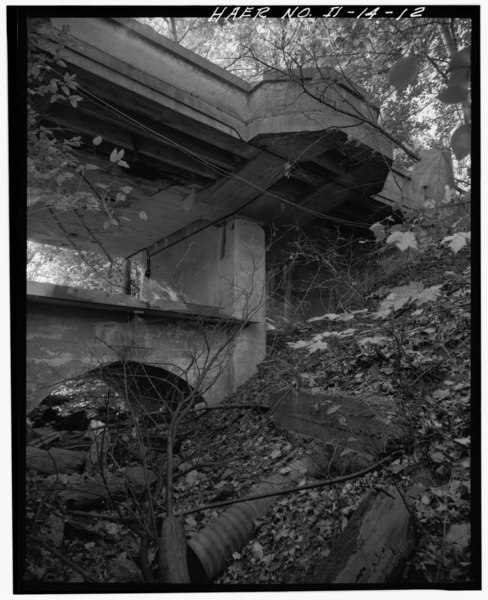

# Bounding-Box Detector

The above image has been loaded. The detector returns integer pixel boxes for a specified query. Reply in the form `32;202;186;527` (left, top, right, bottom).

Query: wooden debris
28;427;61;448
27;446;85;475
314;486;415;584
59;467;156;510
59;479;127;510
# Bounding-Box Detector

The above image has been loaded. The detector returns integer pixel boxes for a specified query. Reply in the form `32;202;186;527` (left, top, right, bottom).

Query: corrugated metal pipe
187;455;318;582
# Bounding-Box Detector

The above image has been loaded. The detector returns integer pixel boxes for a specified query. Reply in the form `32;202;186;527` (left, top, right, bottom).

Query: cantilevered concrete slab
28;17;395;260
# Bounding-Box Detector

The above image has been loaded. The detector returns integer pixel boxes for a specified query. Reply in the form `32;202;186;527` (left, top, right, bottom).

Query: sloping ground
216;247;472;585
24;247;472;586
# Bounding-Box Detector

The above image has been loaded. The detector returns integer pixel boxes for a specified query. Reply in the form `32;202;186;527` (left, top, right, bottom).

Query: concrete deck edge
111;17;254;93
27;281;254;326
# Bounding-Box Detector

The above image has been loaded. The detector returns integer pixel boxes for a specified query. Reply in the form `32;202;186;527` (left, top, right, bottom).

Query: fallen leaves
442;232;471;254
386;230;418;252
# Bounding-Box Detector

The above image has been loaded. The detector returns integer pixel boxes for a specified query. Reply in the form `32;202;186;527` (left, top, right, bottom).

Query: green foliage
438;46;471;104
450;124;471;160
388;41;471;161
27;19;134;226
369;146;470;260
441;231;470;254
388;55;419;90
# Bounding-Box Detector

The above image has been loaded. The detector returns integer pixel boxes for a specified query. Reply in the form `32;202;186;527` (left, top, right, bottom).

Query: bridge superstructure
26;17;398;410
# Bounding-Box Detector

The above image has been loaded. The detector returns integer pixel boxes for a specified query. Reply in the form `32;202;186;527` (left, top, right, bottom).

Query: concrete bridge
27;279;246;413
26;17;400;412
26;214;265;412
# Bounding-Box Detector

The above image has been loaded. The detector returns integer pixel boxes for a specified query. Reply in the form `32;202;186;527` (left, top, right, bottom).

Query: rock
41;394;71;407
31;407;61;428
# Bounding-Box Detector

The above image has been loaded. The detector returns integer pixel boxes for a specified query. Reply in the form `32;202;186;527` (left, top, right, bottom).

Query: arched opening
93;361;202;419
26;361;206;498
27;361;204;433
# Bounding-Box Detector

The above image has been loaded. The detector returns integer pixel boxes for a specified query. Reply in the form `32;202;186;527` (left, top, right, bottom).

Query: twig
139;535;155;583
27;535;101;583
198;403;269;412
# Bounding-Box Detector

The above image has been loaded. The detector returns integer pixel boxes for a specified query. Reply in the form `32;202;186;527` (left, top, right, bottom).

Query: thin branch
198;403;269;412
176;450;403;517
245;45;420;162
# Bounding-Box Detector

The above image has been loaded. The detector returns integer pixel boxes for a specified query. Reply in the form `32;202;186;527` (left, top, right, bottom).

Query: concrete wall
149;216;266;389
26;299;237;413
26;216;266;413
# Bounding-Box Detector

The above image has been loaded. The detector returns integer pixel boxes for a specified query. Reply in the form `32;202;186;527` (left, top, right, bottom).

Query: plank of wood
314;487;415;584
27;427;61;447
27;446;85;475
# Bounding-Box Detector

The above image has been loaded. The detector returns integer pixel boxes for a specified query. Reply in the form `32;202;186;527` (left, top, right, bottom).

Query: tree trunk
159;516;190;583
27;446;85;475
314;487;415;584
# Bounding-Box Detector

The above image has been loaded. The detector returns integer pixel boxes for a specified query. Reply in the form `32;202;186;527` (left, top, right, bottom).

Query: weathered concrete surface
272;388;409;456
51;18;385;147
25;16;402;415
27;280;229;321
150;217;266;390
26;215;266;412
26;282;251;412
29;17;395;259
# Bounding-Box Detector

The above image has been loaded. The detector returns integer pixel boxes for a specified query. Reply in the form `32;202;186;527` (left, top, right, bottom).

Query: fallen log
27;446;85;475
59;479;127;510
314;486;415;584
28;428;61;448
58;467;156;510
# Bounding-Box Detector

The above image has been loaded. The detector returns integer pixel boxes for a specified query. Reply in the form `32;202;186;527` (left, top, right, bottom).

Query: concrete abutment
148;216;266;393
